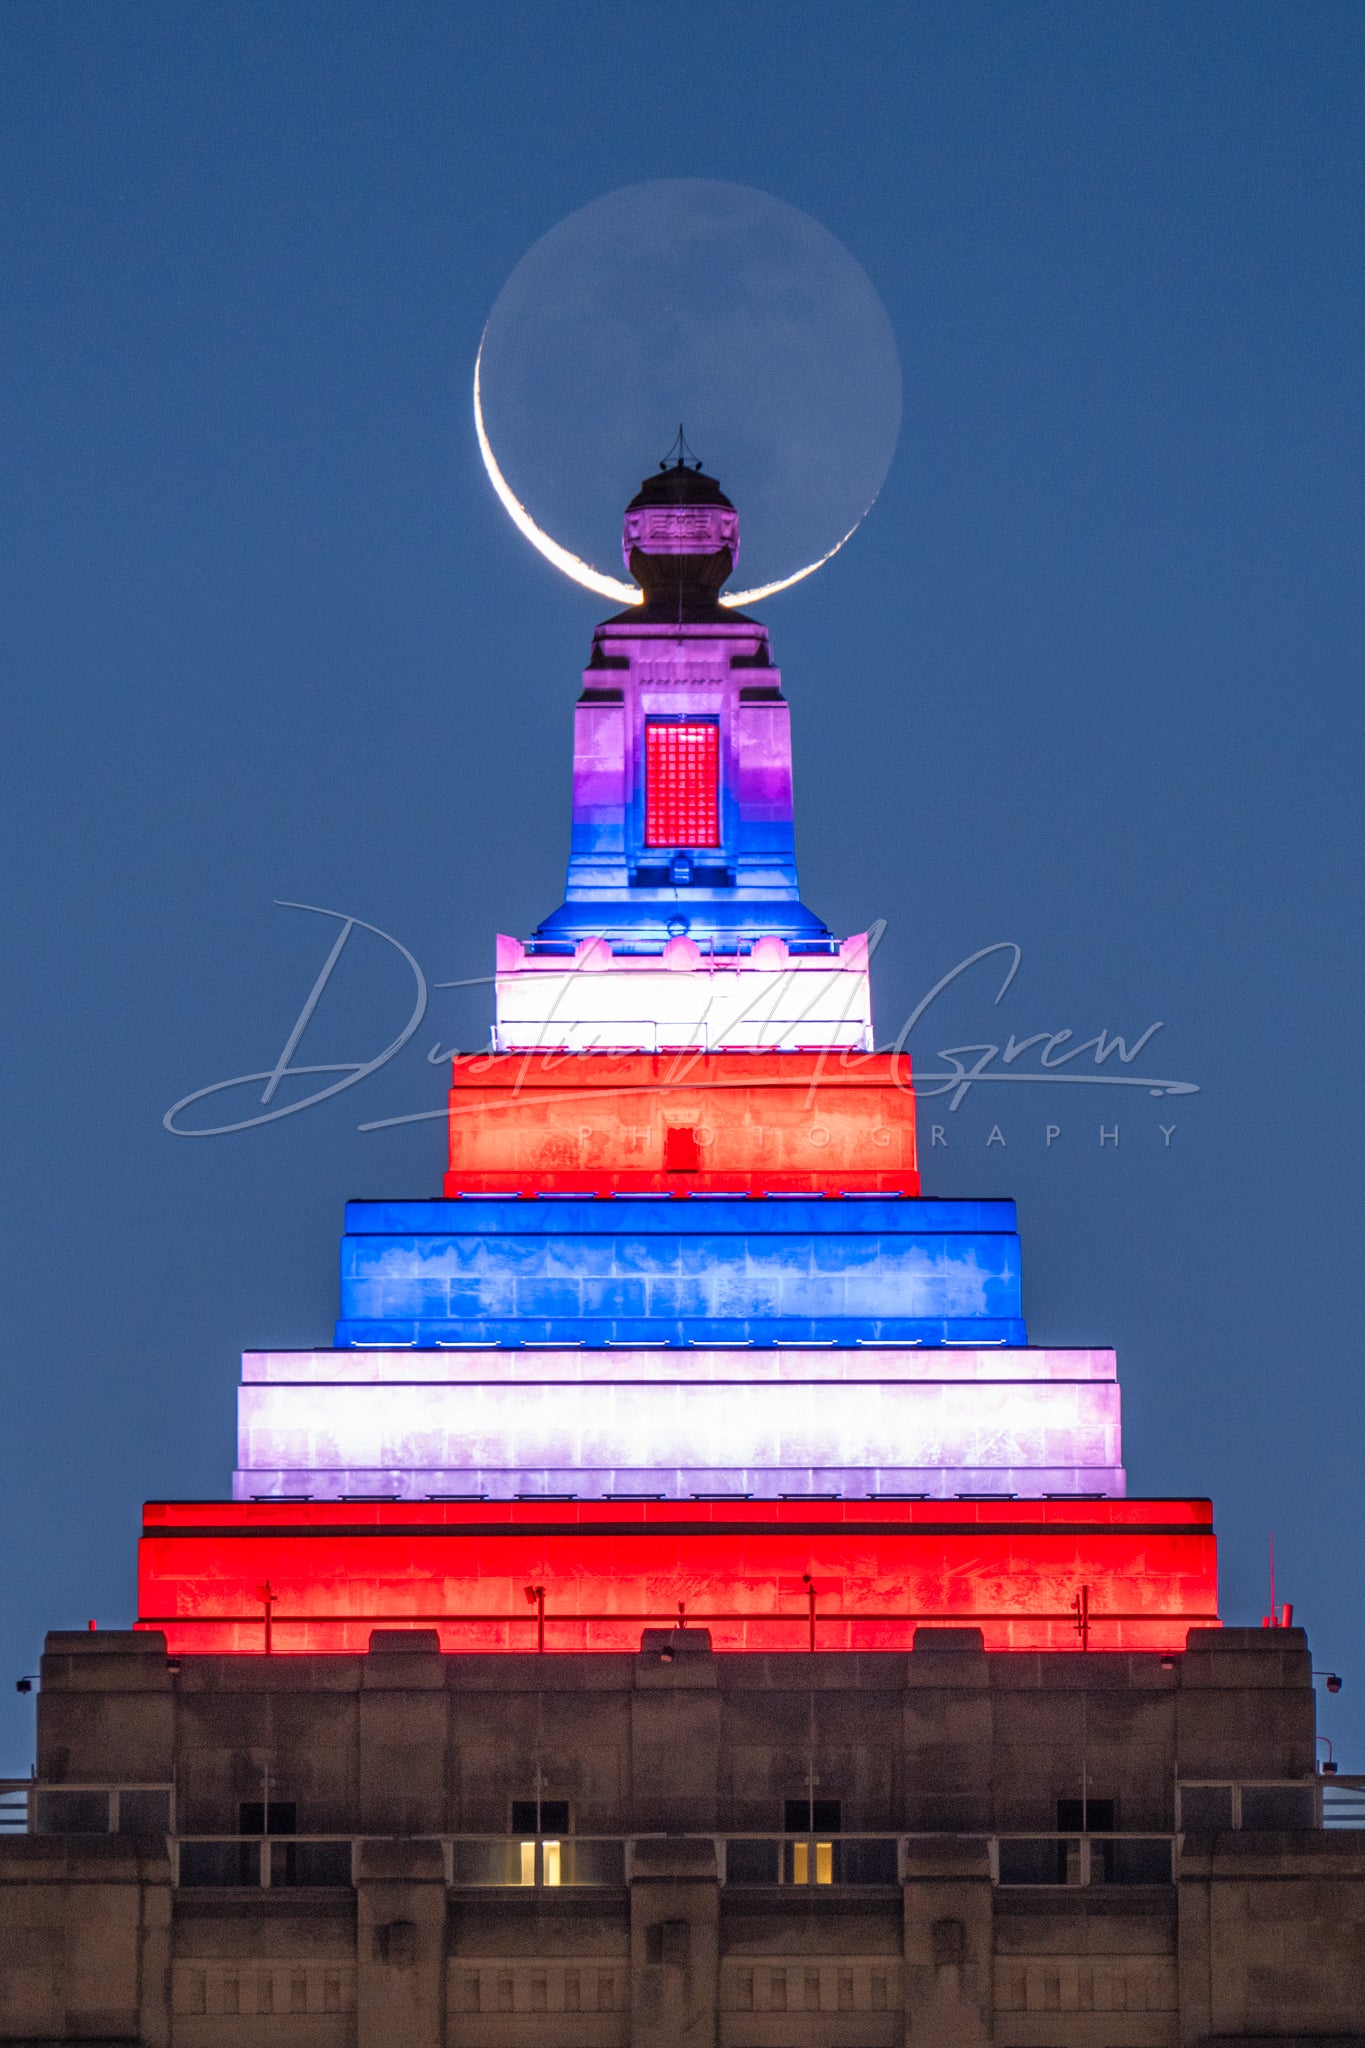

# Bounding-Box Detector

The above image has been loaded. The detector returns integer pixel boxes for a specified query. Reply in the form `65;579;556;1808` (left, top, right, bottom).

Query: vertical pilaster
138;1853;173;2048
629;1639;720;1831
359;1636;448;1835
1176;1843;1214;2046
900;1839;993;2046
629;1836;719;2048
355;1839;446;2048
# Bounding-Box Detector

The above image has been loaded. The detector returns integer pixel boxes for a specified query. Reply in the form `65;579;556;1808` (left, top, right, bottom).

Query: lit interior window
645;721;719;847
791;1840;835;1885
517;1837;562;1884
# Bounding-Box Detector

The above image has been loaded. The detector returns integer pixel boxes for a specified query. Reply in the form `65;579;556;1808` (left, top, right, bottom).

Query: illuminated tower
23;459;1354;2048
137;459;1216;1651
495;455;871;1054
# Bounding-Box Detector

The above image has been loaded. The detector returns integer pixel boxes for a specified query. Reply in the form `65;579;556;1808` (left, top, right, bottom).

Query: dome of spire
625;462;734;513
618;439;743;619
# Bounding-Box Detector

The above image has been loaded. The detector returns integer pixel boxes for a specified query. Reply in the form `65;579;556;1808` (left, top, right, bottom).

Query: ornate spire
621;452;741;618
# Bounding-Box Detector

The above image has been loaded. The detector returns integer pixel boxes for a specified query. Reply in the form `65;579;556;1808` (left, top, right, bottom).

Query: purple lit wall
233;1344;1124;1501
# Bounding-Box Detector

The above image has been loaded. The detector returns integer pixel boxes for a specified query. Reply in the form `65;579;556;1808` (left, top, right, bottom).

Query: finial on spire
659;424;704;472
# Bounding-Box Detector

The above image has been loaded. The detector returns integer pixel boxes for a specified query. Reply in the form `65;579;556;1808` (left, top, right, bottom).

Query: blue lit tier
335;1196;1025;1349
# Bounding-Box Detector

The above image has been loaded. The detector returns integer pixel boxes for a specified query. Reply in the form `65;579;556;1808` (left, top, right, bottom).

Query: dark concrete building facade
3;1622;1363;2045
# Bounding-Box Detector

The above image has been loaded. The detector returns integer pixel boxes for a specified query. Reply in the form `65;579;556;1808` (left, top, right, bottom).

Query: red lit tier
444;1051;920;1196
137;1496;1215;1656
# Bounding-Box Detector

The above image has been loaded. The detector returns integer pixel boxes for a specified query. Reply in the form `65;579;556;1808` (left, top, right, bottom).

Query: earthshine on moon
472;180;902;606
473;338;863;608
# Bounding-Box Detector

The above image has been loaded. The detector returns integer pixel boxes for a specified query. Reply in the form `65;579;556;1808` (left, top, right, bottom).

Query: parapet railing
169;1831;1183;1890
162;1810;1365;1890
1175;1777;1359;1831
0;1782;174;1836
1323;1777;1365;1829
8;1778;1361;1882
0;1783;30;1834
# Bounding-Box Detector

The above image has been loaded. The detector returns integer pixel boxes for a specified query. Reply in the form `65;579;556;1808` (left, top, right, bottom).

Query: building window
644;721;719;847
510;1799;569;1834
1056;1798;1114;1832
239;1800;296;1835
784;1798;841;1833
511;1798;568;1887
783;1798;841;1885
1055;1797;1114;1884
791;1839;834;1885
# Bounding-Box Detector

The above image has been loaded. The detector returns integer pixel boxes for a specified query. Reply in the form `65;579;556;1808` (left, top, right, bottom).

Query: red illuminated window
644;721;719;847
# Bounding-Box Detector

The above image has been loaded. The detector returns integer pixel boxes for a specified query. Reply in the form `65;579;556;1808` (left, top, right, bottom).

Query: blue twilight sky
3;2;1363;1773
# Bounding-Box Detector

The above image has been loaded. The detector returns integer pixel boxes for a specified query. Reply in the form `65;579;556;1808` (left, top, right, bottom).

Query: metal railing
0;1781;174;1836
1322;1776;1365;1829
176;1836;356;1888
989;1835;1172;1886
9;1778;1357;1889
167;1831;1173;1892
0;1782;31;1834
1177;1779;1324;1831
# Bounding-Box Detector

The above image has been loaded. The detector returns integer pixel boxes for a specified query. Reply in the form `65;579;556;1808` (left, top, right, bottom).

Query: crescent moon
473;333;865;608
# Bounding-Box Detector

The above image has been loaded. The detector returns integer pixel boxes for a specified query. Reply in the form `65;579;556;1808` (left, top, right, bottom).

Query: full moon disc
476;179;902;601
